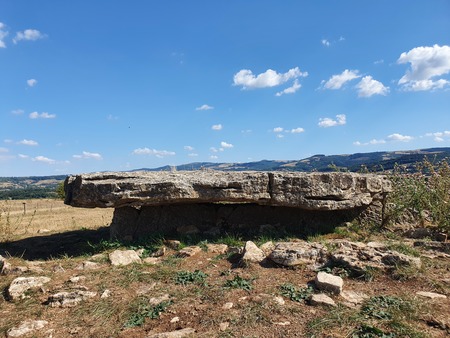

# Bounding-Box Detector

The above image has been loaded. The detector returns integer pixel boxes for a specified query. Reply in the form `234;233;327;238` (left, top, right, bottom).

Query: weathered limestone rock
309;293;336;307
75;261;101;270
416;291;447;299
268;241;326;267
146;328;196;338
7;276;51;301
340;290;369;307
177;246;202;258
109;250;142;266
47;290;97;307
242;241;266;263
315;272;343;295
206;243;228;254
7;320;48;337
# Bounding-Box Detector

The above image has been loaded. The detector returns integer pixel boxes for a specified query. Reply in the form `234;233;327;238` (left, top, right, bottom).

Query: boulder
7;276;51;301
268;241;326;267
309;293;336;307
315;272;343;295
109;250;142;266
242;241;266;263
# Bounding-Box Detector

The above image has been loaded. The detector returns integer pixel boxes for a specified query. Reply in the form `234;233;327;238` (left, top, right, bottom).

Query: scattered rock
47;290;97;307
206;243;228;254
219;322;230;331
177;246;202;258
1;262;29;275
273;296;286;306
109;250;142;266
101;289;112;298
242;241;266;263
90;253;107;261
340;290;369;307
381;252;421;269
7;320;48;337
143;257;162;265
135;282;157;295
269;241;326;267
69;276;86;283
416;291;447;299
309;293;336;307
52;264;65;273
404;227;433;239
146;328;196;338
151;247;166;257
259;241;275;254
222;302;234;310
273;321;291;326
149;294;170;305
7;276;51;301
75;261;101;270
164;240;182;250
315;272;343;295
227;246;244;255
170;317;180;323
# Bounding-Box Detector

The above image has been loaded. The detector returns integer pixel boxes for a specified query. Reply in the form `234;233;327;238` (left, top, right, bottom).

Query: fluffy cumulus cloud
29;112;56;119
353;139;386;146
220;141;233;149
397;45;450;91
356;76;389;97
322;69;360;90
13;29;45;44
291;127;305;134
273;127;284;133
196;104;214;111
321;39;330;47
0;22;8;48
73;151;103;160
18;139;38;146
184;145;194;151
387;133;413;142
211;124;222;131
132;147;176;158
276;79;302;96
425;131;450;142
233;67;307;92
32;156;55;164
318;114;346;128
27;79;37;87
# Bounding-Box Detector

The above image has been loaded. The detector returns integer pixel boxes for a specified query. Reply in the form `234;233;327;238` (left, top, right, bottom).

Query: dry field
0;199;449;338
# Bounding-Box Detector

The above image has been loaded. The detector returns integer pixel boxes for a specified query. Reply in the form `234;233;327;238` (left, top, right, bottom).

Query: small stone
206;244;228;254
222;302;233;310
242;241;266;263
1;263;29;275
37;229;51;234
164;240;181;250
146;328;195;338
149;294;170;305
416;291;447;299
136;282;157;295
143;257;161;264
315;272;343;295
69;276;86;283
340;290;368;306
7;276;51;301
177;246;202;258
47;290;97;307
273;296;285;306
101;289;112;298
170;317;180;323
219;322;230;331
75;261;101;270
274;321;290;326
309;293;336;307
136;248;146;257
109;250;142;266
7;320;48;337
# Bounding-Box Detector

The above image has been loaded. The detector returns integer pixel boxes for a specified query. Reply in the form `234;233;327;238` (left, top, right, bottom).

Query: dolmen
64;171;392;240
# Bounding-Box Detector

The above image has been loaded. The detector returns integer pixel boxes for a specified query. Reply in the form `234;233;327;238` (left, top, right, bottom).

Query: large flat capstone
64;171;391;240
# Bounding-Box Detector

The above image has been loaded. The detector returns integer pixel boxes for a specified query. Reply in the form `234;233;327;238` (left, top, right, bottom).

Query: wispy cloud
32;156;55;164
73;151;103;160
212;124;223;131
196;104;214;111
233;67;307;90
321;39;330;47
18;154;29;159
210;155;218;160
397;44;450;91
356;76;389;97
188;153;198;157
18;139;38;146
0;22;8;48
387;133;413;142
424;130;450;142
27;79;37;87
184;145;194;151
11;109;24;115
354;133;413;146
0;147;8;153
29;112;56;119
273;127;284;133
13;29;46;44
220;141;233;149
318;114;346;128
275;79;302;96
353;139;386;146
322;69;361;90
107;114;119;121
132;147;176;158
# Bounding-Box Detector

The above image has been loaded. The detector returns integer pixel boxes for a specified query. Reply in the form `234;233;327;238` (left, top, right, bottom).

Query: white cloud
322;69;361;90
356;76;389;97
29;112;56;119
273;127;284;133
188;153;198;157
276;134;284;139
318;114;346;128
196;104;214;111
374;59;384;65
425;131;450;142
321;39;330;47
18;154;29;159
233;67;307;89
11;109;24;115
387;133;413;142
32;156;55;164
210;155;218;160
18;139;38;146
132;147;176;158
210;147;218;153
220;141;233;149
0;22;8;48
13;29;45;44
27;79;37;87
184;145;194;151
353;139;386;146
0;147;8;153
291;127;305;134
107;114;119;120
212;124;223;131
73;151;103;160
397;44;450;91
275;79;302;96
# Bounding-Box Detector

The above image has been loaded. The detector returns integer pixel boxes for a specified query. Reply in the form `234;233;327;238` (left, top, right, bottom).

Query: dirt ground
0;199;449;338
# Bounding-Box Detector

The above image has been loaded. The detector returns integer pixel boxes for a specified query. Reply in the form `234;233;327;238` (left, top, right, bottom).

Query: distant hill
135;147;450;173
0;175;66;200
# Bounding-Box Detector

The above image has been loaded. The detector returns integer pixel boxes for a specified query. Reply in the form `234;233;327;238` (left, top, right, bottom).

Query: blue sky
1;1;449;176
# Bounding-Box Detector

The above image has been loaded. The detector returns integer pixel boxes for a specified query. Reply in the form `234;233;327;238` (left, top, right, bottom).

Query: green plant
124;300;172;328
223;275;253;291
55;181;65;200
352;324;395;338
279;283;313;302
175;270;208;286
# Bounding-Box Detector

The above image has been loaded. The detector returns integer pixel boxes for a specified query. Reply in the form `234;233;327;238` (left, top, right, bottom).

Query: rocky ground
1;225;449;338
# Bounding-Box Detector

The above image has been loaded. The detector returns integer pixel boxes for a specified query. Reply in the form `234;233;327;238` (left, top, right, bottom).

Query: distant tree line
0;188;58;200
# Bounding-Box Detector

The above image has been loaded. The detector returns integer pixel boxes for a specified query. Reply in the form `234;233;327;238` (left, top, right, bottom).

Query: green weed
124;299;172;328
223;275;253;291
279;283;313;302
174;270;208;286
